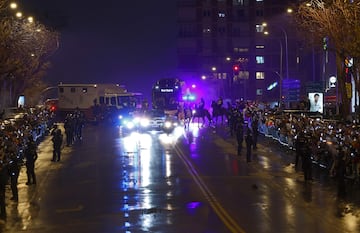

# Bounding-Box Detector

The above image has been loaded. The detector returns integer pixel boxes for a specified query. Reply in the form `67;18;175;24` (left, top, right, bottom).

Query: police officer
251;115;259;150
245;128;253;162
25;136;38;185
301;139;313;182
64;114;74;146
51;127;63;162
295;131;306;170
235;118;244;155
0;147;7;220
7;143;20;202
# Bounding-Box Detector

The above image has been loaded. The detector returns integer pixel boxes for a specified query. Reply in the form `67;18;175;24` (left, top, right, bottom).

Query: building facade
176;0;330;105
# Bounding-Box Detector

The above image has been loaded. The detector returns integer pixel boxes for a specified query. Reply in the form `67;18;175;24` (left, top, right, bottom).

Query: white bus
58;83;142;121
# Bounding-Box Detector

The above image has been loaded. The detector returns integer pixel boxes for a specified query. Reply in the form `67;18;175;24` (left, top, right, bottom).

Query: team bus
151;78;183;115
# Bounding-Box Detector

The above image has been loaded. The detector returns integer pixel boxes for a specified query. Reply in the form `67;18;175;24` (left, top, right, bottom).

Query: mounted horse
192;107;212;128
211;100;228;125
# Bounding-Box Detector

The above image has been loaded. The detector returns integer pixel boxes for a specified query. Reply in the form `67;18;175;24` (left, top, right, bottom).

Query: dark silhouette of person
236;120;244;155
336;147;347;198
0;158;7;221
302;141;313;182
51;126;63;162
25;136;38;185
295;131;307;170
245;128;253;162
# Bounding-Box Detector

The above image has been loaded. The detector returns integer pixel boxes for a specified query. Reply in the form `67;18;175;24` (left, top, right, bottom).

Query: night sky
22;0;178;99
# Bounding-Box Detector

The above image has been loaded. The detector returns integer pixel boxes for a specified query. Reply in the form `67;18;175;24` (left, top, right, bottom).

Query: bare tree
294;0;360;118
0;0;59;107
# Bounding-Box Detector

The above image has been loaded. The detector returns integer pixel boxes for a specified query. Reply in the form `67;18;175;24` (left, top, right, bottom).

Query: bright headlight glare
140;118;150;127
165;121;172;128
133;117;140;124
126;121;135;129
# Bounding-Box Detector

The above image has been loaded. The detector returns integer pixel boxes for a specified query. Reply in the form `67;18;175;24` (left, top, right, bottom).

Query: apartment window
234;47;249;53
255;24;265;33
70;87;76;93
111;97;116;106
234;71;249;82
218;12;226;18
256;9;263;17
237;9;244;17
256;45;265;49
256;56;264;64
203;10;211;17
256;71;265;80
233;0;245;5
59;87;64;93
203;28;211;33
218;26;226;34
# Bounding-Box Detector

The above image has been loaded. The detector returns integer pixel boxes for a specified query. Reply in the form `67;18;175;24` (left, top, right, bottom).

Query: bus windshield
152;78;182;111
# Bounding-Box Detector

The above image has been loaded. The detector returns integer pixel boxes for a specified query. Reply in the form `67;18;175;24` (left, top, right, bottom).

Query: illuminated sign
160;88;174;93
308;92;323;113
329;76;336;88
267;82;278;91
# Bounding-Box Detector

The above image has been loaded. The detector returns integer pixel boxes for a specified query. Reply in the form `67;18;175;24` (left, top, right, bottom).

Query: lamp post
263;22;289;108
264;29;283;107
263;23;289;79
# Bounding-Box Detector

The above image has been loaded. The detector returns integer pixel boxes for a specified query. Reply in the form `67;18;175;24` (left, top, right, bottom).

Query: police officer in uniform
0;147;7;220
4;136;20;202
25;136;38;185
295;131;307;170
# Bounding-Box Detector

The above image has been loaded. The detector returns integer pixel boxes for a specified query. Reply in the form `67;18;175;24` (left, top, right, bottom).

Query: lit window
218;12;226;18
203;28;211;33
256;56;264;64
256;71;265;79
256;45;265;49
234;47;249;53
255;24;265;33
234;0;245;6
256;0;263;2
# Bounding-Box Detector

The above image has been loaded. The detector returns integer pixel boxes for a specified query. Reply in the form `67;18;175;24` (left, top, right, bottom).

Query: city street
1;122;360;233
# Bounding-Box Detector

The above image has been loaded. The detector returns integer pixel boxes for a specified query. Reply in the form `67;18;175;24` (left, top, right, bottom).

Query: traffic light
233;65;239;72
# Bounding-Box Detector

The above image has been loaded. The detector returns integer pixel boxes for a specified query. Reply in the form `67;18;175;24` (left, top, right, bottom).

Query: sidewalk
1;123;69;227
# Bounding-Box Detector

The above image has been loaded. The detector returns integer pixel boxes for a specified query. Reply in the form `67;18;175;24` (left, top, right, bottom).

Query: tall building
176;0;326;104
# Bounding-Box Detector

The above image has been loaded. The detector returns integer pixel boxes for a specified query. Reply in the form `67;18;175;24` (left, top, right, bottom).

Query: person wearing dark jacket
25;136;38;185
52;128;63;162
6;137;20;202
245;128;253;162
302;140;313;182
336;147;347;198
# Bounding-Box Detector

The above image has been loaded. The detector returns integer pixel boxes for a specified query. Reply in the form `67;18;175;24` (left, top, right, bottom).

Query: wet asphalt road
1;122;360;233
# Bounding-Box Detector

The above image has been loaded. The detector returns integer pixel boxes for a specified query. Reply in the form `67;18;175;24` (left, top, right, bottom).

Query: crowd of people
186;96;359;197
221;99;359;197
0;106;57;220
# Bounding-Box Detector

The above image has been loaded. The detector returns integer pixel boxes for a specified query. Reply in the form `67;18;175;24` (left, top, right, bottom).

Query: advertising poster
308;92;323;113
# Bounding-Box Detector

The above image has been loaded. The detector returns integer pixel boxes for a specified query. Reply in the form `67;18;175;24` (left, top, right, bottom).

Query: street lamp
263;22;289;79
263;22;290;108
10;2;18;9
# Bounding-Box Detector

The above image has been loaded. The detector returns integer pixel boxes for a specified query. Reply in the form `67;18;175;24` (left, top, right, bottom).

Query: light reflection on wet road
1;122;360;233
